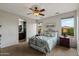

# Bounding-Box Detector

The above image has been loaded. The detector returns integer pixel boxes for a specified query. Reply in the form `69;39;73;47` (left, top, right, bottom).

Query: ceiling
0;3;78;19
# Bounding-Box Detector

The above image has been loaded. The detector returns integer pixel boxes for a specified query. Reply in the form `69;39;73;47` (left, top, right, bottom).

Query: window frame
61;16;75;36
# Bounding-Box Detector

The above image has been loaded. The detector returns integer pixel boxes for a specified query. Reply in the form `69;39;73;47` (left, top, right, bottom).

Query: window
61;17;74;36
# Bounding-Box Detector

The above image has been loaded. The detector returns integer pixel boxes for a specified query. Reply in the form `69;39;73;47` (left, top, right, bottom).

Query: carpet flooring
0;42;78;56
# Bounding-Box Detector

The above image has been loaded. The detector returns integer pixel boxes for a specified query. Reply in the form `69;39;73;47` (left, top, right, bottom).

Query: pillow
51;32;55;37
43;32;49;37
44;33;51;37
43;30;57;37
44;32;55;37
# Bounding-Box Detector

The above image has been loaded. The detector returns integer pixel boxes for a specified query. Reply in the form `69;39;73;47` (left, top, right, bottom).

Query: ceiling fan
27;5;45;16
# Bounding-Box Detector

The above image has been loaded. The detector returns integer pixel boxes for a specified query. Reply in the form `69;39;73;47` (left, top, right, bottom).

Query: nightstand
60;37;70;48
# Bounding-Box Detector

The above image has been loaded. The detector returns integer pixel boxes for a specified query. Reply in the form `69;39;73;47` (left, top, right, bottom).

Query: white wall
39;11;77;48
26;19;37;42
0;10;37;48
77;6;79;55
0;10;19;48
0;9;37;48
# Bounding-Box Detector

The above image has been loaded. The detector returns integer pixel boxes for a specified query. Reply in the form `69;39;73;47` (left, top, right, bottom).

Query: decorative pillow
43;31;55;37
51;32;55;37
44;33;50;37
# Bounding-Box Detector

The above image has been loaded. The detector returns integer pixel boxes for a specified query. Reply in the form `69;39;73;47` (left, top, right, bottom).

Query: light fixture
63;28;68;37
33;12;39;16
63;28;68;33
28;5;45;16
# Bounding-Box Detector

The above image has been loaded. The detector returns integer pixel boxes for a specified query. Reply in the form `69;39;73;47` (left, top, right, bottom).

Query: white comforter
37;33;58;51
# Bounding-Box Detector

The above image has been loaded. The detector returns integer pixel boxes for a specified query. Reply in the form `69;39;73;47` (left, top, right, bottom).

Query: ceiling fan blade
29;8;33;11
27;13;32;15
39;13;45;16
40;9;45;12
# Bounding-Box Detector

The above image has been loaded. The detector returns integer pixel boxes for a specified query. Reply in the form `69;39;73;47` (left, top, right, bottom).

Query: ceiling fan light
33;13;39;16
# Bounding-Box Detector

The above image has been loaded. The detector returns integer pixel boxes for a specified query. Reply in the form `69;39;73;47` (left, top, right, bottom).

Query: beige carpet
0;42;78;56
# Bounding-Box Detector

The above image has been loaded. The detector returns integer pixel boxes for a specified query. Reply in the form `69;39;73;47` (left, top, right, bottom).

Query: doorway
18;18;26;42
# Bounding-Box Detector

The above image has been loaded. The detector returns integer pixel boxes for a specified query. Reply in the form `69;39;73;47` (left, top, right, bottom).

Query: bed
28;31;58;55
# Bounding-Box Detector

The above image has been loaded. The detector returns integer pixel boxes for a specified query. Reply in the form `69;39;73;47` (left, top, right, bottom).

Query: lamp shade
33;13;39;16
63;28;68;33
